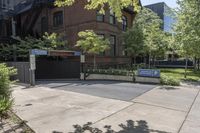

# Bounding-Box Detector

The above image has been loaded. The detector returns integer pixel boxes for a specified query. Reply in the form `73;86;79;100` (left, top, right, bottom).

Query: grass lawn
160;68;200;82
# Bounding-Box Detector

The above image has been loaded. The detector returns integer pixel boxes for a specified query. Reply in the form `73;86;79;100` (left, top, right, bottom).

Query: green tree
55;0;141;20
124;8;167;68
0;33;66;61
140;8;167;67
144;25;168;67
123;22;144;66
174;0;200;73
0;44;13;61
76;30;110;69
165;33;180;61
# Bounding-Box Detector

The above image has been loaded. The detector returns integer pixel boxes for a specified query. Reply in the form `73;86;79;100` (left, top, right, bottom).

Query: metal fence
153;60;194;68
6;62;30;83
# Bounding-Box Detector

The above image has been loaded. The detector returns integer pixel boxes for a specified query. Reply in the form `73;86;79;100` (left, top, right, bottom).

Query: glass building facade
145;2;176;33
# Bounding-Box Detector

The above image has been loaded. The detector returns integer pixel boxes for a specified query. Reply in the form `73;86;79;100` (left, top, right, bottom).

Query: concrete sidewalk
93;86;199;133
12;83;200;133
179;86;200;133
12;85;132;132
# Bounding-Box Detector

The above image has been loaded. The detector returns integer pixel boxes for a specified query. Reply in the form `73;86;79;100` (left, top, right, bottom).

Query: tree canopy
76;30;110;68
123;7;167;64
0;33;66;61
15;32;65;58
123;20;144;59
76;30;110;55
139;8;167;59
55;0;141;20
174;0;200;58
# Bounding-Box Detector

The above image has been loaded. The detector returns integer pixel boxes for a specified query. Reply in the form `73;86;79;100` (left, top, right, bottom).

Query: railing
6;62;30;83
153;60;194;68
86;68;135;76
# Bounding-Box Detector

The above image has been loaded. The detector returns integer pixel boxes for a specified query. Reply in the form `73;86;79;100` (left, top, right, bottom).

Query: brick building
0;0;14;43
14;0;138;65
0;0;24;43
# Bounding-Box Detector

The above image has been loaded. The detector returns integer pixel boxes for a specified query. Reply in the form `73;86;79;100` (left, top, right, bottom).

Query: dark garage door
35;58;80;80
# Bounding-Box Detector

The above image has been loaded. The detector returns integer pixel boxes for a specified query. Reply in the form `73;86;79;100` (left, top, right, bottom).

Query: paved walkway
179;86;200;133
11;82;200;133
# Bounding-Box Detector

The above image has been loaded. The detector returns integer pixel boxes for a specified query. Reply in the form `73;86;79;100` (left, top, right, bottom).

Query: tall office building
145;2;176;33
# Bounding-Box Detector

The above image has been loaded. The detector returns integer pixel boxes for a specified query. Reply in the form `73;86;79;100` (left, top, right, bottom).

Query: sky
141;0;178;8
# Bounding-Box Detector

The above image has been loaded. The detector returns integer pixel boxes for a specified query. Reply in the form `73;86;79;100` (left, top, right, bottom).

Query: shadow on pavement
36;80;155;89
159;86;179;90
53;120;170;133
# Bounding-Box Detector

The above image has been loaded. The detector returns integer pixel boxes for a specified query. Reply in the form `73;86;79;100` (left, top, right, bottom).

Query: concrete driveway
12;81;200;133
36;80;156;101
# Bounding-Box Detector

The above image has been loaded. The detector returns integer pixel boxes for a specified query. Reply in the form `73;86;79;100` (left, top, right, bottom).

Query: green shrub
160;74;180;86
0;63;17;118
0;97;13;118
86;69;135;76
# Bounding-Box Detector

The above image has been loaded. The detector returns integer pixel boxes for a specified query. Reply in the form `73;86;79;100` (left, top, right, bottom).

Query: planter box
81;73;133;82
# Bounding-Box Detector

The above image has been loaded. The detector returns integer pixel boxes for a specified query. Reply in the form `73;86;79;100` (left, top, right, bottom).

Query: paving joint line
129;86;160;101
92;102;135;124
133;101;187;113
177;85;200;133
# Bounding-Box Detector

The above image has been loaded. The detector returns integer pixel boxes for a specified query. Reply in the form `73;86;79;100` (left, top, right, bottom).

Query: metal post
80;54;86;80
83;63;86;80
29;50;36;86
29;69;35;86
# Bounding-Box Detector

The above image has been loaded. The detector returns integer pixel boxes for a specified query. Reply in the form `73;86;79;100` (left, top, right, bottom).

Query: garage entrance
34;50;81;80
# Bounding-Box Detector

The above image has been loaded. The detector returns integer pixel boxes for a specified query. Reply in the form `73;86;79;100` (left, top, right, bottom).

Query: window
109;10;116;24
122;16;128;31
96;11;104;22
41;17;48;33
53;11;63;27
109;35;116;56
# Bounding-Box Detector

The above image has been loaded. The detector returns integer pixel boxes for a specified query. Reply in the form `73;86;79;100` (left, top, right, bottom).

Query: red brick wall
18;2;136;64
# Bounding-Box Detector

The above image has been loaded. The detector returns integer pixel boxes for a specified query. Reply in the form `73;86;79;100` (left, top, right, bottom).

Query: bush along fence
81;68;180;86
81;69;135;82
0;63;17;118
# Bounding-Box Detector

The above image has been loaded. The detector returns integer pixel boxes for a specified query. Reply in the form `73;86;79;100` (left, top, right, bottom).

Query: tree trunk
148;53;151;69
153;56;156;67
93;55;96;69
144;56;147;68
198;59;200;70
194;57;197;71
134;56;136;67
13;44;17;61
185;56;188;79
